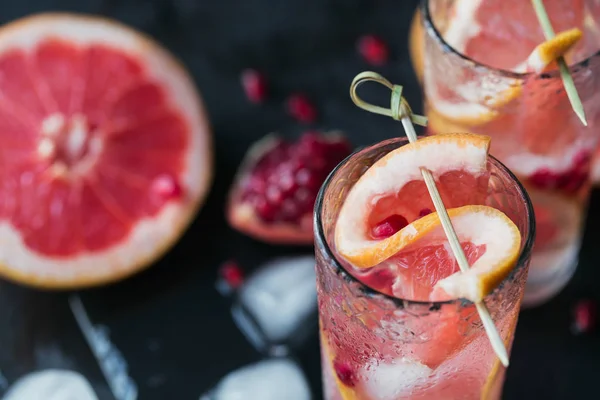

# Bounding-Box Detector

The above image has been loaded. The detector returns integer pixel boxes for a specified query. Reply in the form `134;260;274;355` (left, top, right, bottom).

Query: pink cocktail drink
314;137;534;400
420;0;600;306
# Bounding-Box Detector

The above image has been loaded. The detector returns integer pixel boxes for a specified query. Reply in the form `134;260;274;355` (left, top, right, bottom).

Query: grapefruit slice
428;27;582;128
334;134;521;303
0;14;212;288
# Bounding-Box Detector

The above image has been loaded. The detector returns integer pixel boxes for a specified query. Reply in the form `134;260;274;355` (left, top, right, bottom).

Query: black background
0;0;599;399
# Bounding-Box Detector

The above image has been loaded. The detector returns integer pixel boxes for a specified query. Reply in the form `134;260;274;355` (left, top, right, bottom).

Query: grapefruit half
0;13;212;288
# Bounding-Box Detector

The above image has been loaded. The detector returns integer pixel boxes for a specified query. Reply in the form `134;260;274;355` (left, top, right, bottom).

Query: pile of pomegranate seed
286;94;318;123
529;151;591;194
571;299;596;335
218;260;245;291
357;34;389;66
241;69;268;104
240;132;351;224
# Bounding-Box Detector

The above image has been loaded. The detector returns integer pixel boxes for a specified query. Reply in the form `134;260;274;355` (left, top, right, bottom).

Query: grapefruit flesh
0;14;212;288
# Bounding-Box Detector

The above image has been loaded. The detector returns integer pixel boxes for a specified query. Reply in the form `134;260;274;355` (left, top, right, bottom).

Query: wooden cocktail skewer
350;71;509;367
532;0;588;126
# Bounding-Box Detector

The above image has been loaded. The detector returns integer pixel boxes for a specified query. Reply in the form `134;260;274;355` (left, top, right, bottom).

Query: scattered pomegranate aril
151;174;183;200
529;151;591;194
371;214;408;239
419;208;433;217
241;69;268;104
571;299;597;335
333;360;356;387
357;35;389;66
218;260;245;290
286;94;317;123
227;131;352;244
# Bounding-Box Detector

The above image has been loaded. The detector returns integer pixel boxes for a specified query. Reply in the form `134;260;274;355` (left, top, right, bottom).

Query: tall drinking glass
315;137;535;400
421;0;600;306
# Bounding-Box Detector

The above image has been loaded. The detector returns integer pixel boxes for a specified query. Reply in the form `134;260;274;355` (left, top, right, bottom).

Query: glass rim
314;137;537;308
420;0;600;80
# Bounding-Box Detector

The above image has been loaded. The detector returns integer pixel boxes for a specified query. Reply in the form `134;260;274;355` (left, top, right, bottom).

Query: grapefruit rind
0;13;213;289
433;206;521;302
520;28;583;73
335;133;490;267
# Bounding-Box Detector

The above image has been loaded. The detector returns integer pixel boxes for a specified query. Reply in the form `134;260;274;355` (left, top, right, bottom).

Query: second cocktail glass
421;0;600;306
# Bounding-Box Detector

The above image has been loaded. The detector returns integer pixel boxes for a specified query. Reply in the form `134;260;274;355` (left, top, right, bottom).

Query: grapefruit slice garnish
335;134;521;303
0;13;212;288
428;27;583;128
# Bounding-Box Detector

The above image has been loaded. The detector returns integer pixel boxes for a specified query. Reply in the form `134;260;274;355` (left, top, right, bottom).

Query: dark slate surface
0;0;598;399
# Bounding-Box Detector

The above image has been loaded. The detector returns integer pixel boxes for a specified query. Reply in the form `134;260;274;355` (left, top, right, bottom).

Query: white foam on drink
238;256;317;342
213;359;311;400
360;358;432;400
2;370;98;400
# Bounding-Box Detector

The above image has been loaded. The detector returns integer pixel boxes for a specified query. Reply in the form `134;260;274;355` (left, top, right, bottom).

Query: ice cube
3;370;98;400
235;256;317;344
212;359;311;400
361;358;432;400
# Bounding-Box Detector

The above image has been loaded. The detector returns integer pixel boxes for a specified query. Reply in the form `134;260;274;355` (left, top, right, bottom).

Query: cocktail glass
420;0;600;306
314;137;535;400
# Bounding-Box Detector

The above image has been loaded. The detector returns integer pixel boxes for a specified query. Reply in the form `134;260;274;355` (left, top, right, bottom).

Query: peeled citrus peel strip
335;133;490;267
516;27;582;73
335;134;522;303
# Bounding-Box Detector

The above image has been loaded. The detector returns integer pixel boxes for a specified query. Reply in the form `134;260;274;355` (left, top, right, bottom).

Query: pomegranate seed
241;69;267;104
152;174;182;199
333;360;356;387
286;94;317;123
371;214;408;239
240;132;352;225
219;260;244;289
365;267;397;292
572;299;597;335
529;151;592;194
419;208;433;217
357;35;389;66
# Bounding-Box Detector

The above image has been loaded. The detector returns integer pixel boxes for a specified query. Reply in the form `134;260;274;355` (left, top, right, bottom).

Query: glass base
521;243;579;308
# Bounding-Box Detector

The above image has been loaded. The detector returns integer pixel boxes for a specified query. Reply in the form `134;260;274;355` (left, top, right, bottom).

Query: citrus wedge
335;134;522;303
